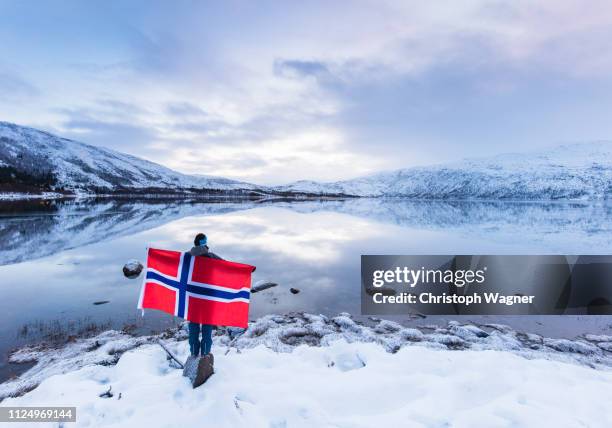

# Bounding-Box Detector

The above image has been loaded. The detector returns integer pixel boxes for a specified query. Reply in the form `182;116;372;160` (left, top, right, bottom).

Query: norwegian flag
137;248;255;328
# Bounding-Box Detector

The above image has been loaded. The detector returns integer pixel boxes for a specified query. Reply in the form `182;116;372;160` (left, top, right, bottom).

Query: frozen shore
0;192;64;201
2;312;612;427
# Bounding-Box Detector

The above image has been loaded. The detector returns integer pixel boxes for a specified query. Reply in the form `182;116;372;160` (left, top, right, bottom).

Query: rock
449;323;489;340
227;327;246;340
183;354;214;388
585;334;612;342
99;386;113;398
251;280;278;293
597;342;612;352
400;328;424;342
93;301;110;305
182;355;198;381
544;338;600;355
290;288;300;294
123;259;143;279
430;334;469;349
373;320;402;333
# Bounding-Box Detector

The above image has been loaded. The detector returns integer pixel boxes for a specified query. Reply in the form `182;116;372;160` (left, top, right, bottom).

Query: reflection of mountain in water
2;198;612;266
281;198;612;233
284;198;612;247
0;199;260;266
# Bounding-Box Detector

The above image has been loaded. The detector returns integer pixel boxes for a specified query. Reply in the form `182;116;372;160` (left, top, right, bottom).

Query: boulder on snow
183;354;214;388
123;260;143;279
290;288;300;294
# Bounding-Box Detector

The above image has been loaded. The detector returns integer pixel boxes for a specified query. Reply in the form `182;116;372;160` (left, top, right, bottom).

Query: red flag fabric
137;248;255;328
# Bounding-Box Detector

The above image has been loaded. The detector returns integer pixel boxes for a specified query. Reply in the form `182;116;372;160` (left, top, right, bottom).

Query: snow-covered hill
0;122;259;194
4;120;612;200
277;143;612;199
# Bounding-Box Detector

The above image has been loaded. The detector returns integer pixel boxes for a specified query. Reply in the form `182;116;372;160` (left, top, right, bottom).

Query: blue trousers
188;323;213;356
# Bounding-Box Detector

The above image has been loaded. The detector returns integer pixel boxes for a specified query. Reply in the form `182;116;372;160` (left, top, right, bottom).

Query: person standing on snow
188;233;222;357
183;232;222;388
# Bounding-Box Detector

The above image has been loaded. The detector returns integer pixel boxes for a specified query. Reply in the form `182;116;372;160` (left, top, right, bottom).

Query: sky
2;0;612;185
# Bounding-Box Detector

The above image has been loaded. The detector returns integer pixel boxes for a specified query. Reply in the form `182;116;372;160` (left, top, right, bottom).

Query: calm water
1;198;612;379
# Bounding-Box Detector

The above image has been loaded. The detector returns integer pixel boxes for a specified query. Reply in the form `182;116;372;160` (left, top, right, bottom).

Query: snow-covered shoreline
0;192;65;201
3;312;612;426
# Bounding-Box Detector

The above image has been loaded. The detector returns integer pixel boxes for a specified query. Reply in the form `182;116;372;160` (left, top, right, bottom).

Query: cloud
0;71;39;100
2;0;612;184
61;118;157;154
165;102;208;117
274;60;331;80
55;100;156;153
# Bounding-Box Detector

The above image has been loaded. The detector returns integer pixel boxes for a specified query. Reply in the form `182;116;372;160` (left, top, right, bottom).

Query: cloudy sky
2;1;612;184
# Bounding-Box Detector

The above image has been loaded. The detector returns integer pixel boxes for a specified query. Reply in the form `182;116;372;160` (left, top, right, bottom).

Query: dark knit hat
194;233;207;246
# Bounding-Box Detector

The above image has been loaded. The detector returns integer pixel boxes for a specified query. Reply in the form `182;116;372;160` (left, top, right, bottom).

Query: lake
1;198;612;380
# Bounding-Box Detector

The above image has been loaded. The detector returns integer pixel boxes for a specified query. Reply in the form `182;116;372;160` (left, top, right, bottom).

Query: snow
0;121;258;193
123;259;142;271
0;192;63;200
1;331;157;399
277;142;612;199
4;340;612;428
4;121;612;200
2;313;612;427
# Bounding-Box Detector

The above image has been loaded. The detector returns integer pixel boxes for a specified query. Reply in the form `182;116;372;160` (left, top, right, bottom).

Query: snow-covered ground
2;313;612;427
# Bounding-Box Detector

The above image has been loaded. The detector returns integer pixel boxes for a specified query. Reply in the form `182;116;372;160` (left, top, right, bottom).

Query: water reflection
0;199;260;266
1;198;612;379
2;198;611;266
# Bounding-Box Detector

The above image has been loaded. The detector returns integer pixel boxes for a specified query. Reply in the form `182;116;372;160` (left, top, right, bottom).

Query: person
182;233;223;388
188;233;222;357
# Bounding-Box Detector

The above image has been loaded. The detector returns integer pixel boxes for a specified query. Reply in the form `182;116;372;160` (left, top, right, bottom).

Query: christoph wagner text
372;267;486;288
373;293;535;306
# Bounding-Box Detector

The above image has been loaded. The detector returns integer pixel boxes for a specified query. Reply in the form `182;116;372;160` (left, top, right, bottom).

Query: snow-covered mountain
3;120;612;200
0;121;259;195
277;143;612;199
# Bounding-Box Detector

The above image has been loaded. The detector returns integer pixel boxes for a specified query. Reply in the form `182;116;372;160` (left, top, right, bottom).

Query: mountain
277;143;612;199
3;120;612;200
0;121;260;195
